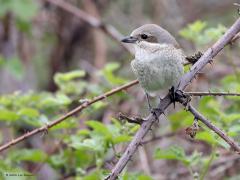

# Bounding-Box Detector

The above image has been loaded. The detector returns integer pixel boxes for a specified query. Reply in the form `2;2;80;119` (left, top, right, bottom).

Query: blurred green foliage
179;20;226;46
0;0;38;32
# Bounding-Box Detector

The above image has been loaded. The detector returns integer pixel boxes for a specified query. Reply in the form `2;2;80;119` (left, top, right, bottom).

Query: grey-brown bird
121;24;185;111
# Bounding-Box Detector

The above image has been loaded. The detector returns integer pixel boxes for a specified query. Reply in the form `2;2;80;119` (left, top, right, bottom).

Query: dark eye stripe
141;34;148;39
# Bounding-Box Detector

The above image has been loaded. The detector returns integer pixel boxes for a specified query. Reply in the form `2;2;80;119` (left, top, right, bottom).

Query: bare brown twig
0;80;139;152
184;92;240;97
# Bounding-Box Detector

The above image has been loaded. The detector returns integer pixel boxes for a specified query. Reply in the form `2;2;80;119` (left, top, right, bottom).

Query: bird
121;24;185;113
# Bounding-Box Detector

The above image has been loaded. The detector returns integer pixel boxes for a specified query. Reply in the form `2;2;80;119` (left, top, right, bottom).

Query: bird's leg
169;86;176;108
145;92;152;111
145;92;160;120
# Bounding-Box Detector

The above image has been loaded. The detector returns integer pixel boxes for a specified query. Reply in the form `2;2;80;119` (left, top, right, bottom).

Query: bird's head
121;24;179;49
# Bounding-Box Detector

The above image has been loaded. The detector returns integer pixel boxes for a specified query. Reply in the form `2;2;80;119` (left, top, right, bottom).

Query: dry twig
183;92;240;97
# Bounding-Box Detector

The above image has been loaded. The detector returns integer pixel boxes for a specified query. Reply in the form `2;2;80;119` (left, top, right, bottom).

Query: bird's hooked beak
121;36;138;43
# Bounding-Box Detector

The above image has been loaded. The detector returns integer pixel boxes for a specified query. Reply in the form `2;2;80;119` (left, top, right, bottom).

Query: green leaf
18;108;39;118
55;93;71;105
138;175;153;180
39;93;71;108
83;170;102;180
189;21;207;33
100;62;127;85
179;20;226;46
179;20;207;43
54;70;86;85
10;149;47;163
0;109;19;121
223;113;240;123
168;110;192;131
0;0;37;20
113;135;132;144
228;125;240;137
85;121;112;139
74;149;94;168
203;24;226;41
154;145;190;166
51;118;77;130
77;129;90;136
195;131;217;145
71;138;104;152
91;101;107;110
49;152;67;168
129;124;140;134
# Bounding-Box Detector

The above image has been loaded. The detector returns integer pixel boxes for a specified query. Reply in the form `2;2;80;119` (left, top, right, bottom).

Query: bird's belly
131;59;183;95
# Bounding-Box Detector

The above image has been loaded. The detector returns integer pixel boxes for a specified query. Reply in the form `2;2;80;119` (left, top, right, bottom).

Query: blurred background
0;0;240;179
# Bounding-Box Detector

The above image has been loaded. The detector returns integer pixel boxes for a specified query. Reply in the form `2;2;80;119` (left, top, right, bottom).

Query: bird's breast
131;48;184;95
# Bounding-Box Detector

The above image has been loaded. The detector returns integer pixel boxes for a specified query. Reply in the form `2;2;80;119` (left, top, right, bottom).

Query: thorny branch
107;18;240;180
183;92;240;97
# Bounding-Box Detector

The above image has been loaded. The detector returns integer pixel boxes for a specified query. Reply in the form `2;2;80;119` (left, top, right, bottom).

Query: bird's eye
141;34;148;39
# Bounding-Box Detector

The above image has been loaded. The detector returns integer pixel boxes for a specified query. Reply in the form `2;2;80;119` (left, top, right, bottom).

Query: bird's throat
134;42;169;60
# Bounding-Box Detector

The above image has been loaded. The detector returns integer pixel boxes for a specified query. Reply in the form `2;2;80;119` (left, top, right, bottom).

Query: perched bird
121;24;185;111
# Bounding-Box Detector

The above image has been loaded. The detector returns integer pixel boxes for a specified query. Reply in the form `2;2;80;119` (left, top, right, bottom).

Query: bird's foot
169;86;177;108
174;89;192;108
169;87;192;108
186;51;203;65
